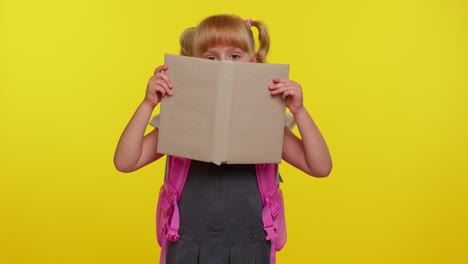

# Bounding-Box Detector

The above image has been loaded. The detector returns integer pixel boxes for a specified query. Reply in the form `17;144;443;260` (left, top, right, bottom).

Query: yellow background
1;0;467;263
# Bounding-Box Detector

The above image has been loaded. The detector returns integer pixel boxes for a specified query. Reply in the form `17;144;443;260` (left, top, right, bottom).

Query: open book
157;54;289;164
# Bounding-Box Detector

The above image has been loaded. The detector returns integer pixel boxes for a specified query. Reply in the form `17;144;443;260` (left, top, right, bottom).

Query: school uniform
165;160;270;264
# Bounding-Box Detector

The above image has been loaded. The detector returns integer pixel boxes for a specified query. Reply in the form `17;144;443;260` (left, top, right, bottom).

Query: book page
158;54;289;164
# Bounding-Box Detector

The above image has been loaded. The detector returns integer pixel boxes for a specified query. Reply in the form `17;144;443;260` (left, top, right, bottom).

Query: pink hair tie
245;19;253;27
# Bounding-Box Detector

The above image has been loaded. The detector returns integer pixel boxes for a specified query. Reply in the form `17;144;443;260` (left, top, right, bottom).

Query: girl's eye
207;56;217;60
230;54;241;60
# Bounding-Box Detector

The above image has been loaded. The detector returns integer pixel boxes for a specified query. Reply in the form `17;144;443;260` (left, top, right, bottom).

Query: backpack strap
165;156;191;196
255;163;282;264
256;164;279;239
158;155;191;264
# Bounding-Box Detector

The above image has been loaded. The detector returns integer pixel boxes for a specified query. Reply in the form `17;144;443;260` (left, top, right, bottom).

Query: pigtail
179;27;195;56
250;20;270;63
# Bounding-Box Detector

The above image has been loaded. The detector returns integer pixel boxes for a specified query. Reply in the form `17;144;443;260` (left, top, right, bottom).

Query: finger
154;65;169;75
153;79;172;95
270;85;297;95
270;87;284;95
273;78;293;84
149;72;171;86
157;79;174;96
155;84;168;98
150;74;173;93
269;83;285;91
270;86;299;98
282;90;294;100
269;84;287;93
269;81;299;90
157;72;173;88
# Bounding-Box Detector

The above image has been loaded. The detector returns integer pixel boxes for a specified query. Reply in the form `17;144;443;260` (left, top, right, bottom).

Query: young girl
114;14;332;264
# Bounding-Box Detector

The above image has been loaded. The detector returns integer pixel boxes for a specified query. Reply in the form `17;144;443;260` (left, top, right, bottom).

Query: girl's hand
144;65;173;108
269;78;304;115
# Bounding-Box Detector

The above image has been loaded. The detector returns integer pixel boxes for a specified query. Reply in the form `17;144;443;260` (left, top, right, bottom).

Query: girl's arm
113;65;173;172
269;78;332;177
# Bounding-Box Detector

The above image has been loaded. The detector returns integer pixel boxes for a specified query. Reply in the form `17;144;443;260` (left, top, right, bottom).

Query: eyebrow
228;47;244;52
205;47;244;52
201;52;216;58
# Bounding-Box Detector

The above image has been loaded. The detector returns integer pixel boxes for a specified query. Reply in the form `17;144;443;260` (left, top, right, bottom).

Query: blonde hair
179;14;270;63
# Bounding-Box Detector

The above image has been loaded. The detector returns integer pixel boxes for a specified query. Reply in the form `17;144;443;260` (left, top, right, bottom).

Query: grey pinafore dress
165;160;271;264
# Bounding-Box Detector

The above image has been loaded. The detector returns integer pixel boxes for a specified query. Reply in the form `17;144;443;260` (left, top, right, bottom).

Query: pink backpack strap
256;163;285;264
166;156;191;196
158;155;191;264
256;164;279;238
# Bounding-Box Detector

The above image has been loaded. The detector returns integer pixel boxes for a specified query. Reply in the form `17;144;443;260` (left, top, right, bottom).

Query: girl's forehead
194;30;253;56
204;45;244;52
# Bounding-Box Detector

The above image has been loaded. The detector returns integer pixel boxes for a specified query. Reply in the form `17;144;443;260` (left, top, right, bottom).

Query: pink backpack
156;155;287;264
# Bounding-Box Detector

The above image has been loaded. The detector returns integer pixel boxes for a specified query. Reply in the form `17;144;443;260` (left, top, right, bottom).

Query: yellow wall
1;0;467;263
